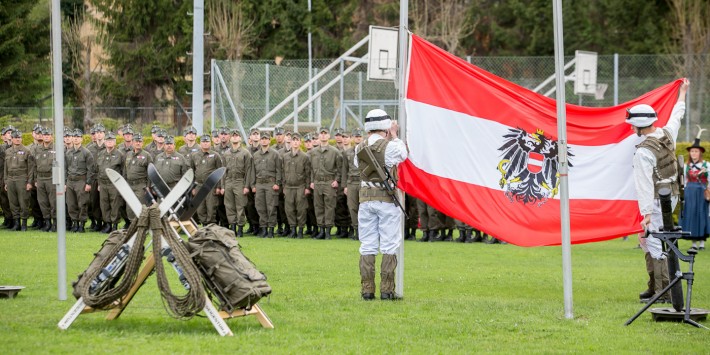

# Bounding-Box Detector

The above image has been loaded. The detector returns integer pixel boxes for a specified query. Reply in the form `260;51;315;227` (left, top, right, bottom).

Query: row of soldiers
0;123;501;243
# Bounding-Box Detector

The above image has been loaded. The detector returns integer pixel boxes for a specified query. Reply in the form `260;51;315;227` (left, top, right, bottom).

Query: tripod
625;188;708;329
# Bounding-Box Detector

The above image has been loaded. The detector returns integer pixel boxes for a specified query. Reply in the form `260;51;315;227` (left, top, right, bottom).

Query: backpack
72;229;127;300
186;224;271;311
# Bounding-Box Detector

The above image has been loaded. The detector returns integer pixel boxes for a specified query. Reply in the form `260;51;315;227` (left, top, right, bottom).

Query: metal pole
686;87;691;142
395;0;408;298
358;72;363;122
613;54;618;106
308;0;313;122
210;59;215;130
265;63;270;116
314;68;320;125
294;95;299;132
51;0;67;301
192;0;205;135
339;60;345;129
553;0;573;319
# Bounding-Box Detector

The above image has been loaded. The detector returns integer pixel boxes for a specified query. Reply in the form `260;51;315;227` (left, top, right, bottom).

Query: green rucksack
72;229;127;300
186;224;272;311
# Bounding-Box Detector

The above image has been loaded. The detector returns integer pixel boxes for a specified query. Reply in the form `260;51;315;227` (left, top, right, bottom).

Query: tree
0;1;50;106
411;0;479;56
207;0;257;60
89;0;193;123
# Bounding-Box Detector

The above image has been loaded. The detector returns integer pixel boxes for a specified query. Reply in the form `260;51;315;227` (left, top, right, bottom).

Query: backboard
574;50;597;95
367;26;398;82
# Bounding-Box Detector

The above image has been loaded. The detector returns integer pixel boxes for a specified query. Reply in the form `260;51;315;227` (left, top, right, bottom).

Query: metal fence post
265;63;270;116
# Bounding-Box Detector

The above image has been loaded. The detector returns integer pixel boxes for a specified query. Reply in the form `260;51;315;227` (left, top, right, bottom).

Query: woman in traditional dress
681;129;709;250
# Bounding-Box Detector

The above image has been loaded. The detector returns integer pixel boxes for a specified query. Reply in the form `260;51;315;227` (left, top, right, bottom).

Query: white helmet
625;104;657;127
364;109;392;132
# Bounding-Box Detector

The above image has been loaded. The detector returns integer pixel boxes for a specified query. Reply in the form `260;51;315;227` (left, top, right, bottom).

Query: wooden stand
0;286;25;299
59;219;273;334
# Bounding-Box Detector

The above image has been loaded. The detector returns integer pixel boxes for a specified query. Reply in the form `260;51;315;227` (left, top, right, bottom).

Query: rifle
359;144;407;217
677;154;685;220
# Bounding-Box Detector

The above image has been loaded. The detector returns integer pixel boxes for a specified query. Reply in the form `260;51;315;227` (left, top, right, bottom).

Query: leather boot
113;223;119;231
464;230;474;243
52;219;58;232
360;255;376;300
246;224;255;235
89;219;96;231
2;217;10;228
95;220;104;232
380;254;399;300
639;252;655;301
101;222;111;233
651;258;671;303
324;226;332;239
471;229;483;242
228;224;235;234
419;230;429;242
277;224;284;236
348;226;357;240
30;218;40;229
428;229;438;242
69;220;77;232
455;228;467;243
258;227;267;238
287;227;296;238
77;221;85;233
237;225;244;238
339;226;349;238
281;224;290;237
252;224;262;236
441;229;453;242
42;218;52;232
334;226;342;238
314;226;324;239
20;219;27;231
266;227;274;238
13;218;21;231
296;227;304;239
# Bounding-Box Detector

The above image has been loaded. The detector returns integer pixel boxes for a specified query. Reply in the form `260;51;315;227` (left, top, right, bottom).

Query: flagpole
552;0;573;319
395;0;408;298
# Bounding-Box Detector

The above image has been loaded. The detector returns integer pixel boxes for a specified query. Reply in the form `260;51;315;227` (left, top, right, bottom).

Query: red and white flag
398;35;684;247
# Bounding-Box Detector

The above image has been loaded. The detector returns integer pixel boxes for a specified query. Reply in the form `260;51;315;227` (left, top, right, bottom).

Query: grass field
1;228;709;354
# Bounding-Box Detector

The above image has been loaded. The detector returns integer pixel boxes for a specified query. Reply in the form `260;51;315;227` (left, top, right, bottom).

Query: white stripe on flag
406;100;642;200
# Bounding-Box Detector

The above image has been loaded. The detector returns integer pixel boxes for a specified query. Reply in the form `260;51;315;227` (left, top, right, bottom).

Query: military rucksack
186;224;271;311
72;229;127;300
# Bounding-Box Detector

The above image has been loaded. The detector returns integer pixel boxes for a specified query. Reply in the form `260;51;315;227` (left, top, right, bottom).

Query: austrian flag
398;35;684;246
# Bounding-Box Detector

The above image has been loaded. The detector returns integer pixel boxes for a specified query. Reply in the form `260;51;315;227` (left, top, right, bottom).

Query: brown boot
639;252;655;302
651;258;671;304
360;255;376;300
380;254;399;300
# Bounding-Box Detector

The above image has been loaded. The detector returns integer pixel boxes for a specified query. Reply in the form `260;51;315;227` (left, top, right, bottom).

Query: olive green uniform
253;147;282;228
0;143;13;223
65;146;95;223
97;148;124;224
343;146;360;231
154;151;189;188
309;145;342;229
178;143;200;156
282;149;311;229
189;149;223;225
28;142;43;223
223;146;253;226
5;145;35;219
35;145;56;220
86;141;105;224
123;148;152;220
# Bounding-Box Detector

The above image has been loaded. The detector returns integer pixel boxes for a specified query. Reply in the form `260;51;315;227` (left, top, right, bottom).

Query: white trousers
358;201;402;255
639;196;678;260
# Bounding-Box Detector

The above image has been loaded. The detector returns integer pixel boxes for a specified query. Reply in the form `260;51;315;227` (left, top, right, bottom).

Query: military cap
164;136;175;144
63;129;72;137
151;125;160;134
260;131;271;139
231;129;241;136
250;128;260;135
95;124;106;132
341;130;350;138
211;129;219;136
219;126;229;134
156;129;165;137
134;133;144;141
318;127;329;133
291;132;301;140
105;131;116;140
303;133;312;142
200;134;212;142
72;129;82;137
274;126;285;135
333;128;344;136
33;124;43;133
1;127;10;135
123;126;134;135
11;130;22;138
90;127;96;134
184;126;197;135
352;128;363;137
41;127;52;135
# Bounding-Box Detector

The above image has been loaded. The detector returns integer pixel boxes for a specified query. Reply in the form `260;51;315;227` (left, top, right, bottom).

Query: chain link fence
2;54;707;141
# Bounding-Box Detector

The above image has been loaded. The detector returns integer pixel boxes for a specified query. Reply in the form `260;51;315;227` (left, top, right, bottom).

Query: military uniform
188;141;223;225
417;200;444;242
309;132;342;239
5;136;36;230
154;150;189;188
35;141;57;231
27;135;44;228
253;136;282;237
245;136;262;235
123;143;152;221
178;143;200;157
282;137;311;238
343;145;360;239
86;132;105;230
0;137;12;227
223;144;253;235
97;139;124;232
65;133;96;232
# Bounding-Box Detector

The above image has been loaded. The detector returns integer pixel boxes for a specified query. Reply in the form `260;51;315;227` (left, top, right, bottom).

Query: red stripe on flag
406;35;683;146
398;160;643;247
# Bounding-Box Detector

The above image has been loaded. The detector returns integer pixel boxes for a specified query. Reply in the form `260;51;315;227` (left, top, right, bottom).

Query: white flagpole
395;0;408;298
552;0;573;319
51;0;67;301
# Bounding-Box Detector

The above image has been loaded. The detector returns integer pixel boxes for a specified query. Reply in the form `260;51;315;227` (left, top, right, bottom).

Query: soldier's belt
256;177;276;184
127;178;147;185
315;175;336;182
67;174;87;181
347;177;361;184
37;172;52;178
359;186;391;203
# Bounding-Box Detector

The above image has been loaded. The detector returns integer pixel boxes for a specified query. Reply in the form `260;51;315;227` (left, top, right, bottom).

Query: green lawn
0;228;708;354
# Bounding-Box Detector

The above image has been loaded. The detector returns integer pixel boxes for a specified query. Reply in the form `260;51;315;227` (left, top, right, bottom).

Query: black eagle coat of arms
497;128;573;206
